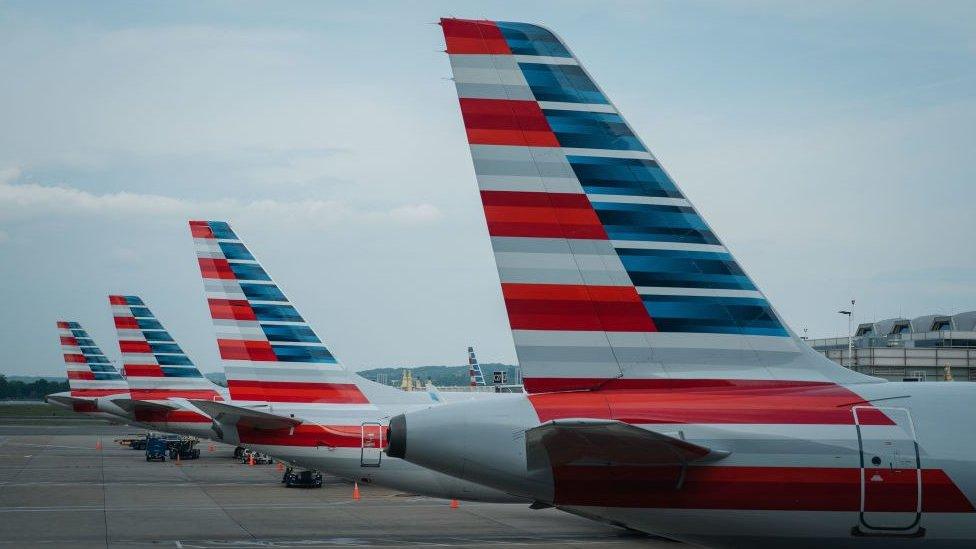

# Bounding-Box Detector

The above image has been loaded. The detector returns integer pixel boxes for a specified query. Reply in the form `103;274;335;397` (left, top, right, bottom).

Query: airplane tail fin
440;19;875;392
109;295;223;401
190;220;370;405
425;380;444;403
57;320;128;398
467;346;486;387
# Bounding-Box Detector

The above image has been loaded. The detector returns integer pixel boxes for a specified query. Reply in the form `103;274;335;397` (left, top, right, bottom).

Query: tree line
0;375;69;400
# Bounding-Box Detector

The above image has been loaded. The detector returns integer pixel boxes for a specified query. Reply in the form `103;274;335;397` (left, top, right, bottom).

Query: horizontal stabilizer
111;398;180;413
46;394;94;408
526;419;728;470
189;399;303;430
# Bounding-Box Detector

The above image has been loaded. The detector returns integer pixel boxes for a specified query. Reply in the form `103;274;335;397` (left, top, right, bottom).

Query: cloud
0;166;20;185
0;178;442;228
388;203;443;224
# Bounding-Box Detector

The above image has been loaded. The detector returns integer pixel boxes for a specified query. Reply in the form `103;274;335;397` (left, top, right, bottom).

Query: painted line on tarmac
1;442;93;450
149;537;636;548
0;500;509;513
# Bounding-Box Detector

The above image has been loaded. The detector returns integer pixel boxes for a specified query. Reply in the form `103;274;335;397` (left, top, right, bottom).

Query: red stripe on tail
217;339;276;361
481;190;608;239
208;299;257;321
441;19;511;55
119;340;152;354
114;316;138;329
502;282;655;332
70;388;127;397
528;379;895;425
459;98;558;147
227;380;369;404
123;364;164;377
198;258;236;280
128;388;222;400
189;220;215;239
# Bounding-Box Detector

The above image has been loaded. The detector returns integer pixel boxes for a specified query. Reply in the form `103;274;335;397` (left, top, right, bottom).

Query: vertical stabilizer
440;19;874;391
109;295;223;401
190;220;371;405
58;320;128;398
468;346;486;386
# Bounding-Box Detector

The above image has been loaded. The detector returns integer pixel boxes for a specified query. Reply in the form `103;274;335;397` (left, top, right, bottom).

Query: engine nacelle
387;394;553;502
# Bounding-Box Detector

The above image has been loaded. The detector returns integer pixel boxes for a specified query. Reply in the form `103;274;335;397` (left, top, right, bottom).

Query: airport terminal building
808;311;976;382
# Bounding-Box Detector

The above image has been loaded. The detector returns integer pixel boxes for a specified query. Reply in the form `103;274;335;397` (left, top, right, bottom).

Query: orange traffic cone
276;461;284;471
450;498;459;509
95;440;102;451
175;452;182;466
352;482;361;501
248;453;255;466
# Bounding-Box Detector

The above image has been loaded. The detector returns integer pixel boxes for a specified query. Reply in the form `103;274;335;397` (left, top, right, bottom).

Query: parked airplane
186;220;523;502
386;19;976;547
108;295;227;439
467;346;486;387
46;320;132;421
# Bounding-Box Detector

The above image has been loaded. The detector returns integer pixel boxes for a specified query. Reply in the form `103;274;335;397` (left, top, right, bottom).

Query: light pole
838;299;856;370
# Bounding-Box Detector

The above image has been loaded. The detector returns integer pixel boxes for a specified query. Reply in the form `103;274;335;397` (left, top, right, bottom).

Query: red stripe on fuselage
441;18;511;55
71;400;99;413
481;190;608;239
134;409;213;424
227;380;369;404
237;423;385;448
502;283;656;332
551;465;973;511
528;379;893;425
460;98;558;147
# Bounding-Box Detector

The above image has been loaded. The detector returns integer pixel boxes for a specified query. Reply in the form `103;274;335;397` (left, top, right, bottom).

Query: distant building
808;311;976;382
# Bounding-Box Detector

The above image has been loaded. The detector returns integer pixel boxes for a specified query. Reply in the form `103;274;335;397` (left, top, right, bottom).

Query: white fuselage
393;381;976;547
210;394;525;503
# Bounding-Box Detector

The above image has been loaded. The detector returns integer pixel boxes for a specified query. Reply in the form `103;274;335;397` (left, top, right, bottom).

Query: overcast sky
1;1;974;376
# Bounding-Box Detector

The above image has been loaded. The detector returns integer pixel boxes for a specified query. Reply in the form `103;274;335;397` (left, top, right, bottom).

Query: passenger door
360;421;383;467
853;406;921;534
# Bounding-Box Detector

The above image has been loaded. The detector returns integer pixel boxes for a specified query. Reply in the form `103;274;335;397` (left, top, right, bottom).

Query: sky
1;1;974;376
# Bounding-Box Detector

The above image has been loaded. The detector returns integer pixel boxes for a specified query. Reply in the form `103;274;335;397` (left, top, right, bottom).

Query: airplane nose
386;414;406;458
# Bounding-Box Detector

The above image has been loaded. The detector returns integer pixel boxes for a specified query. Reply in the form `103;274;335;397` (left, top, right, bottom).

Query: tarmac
0;424;680;548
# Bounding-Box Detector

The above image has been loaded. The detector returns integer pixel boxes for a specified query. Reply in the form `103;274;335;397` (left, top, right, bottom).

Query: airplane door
360;421;383;468
853;406;921;534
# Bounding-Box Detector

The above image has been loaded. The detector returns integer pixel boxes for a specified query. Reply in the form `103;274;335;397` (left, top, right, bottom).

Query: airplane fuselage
212;399;525;503
392;380;976;547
